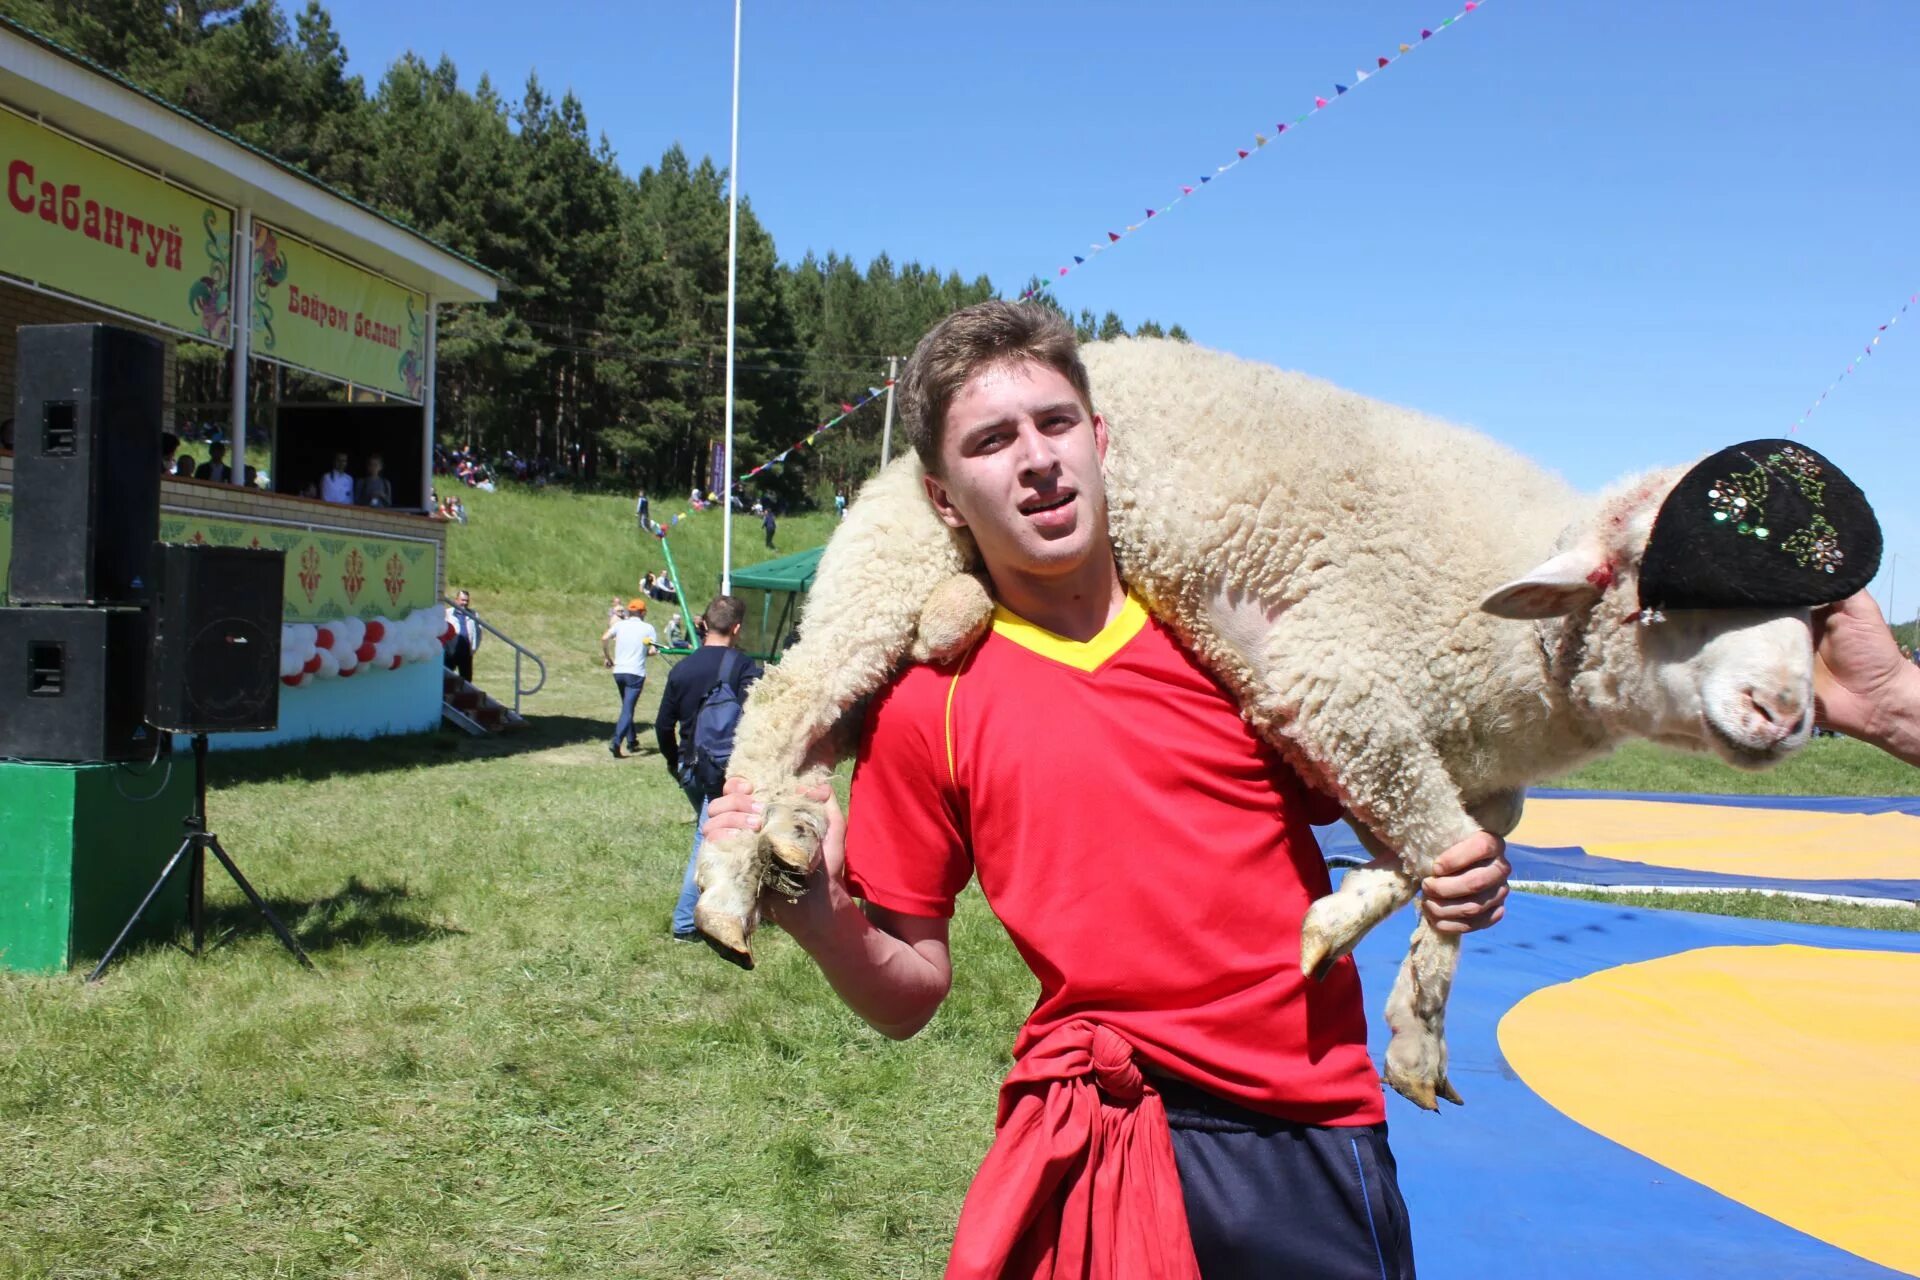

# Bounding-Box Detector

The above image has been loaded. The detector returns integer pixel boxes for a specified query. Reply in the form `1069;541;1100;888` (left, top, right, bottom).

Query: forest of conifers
1;1;1187;498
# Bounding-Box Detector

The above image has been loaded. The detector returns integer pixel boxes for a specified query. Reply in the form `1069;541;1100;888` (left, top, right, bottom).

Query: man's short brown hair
701;595;746;634
899;301;1091;471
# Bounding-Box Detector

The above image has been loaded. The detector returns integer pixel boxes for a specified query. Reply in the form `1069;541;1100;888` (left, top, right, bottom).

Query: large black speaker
10;324;164;605
146;543;284;734
0;607;161;762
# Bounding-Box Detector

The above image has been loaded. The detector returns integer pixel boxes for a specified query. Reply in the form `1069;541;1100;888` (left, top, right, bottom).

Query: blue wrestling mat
1351;890;1920;1278
1319;789;1920;902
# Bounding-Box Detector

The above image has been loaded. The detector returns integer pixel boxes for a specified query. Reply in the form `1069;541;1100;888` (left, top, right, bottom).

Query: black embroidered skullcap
1638;439;1881;611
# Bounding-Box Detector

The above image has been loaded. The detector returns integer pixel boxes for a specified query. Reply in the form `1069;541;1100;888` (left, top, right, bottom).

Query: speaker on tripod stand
89;543;314;979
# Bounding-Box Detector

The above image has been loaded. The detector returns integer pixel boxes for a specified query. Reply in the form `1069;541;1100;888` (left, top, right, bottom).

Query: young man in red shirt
706;302;1510;1277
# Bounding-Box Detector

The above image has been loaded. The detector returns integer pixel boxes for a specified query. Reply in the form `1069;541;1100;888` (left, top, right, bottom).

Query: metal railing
441;599;546;714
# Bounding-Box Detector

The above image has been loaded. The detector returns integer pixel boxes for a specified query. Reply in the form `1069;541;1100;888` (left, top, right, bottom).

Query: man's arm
655;675;683;775
600;624;617;667
1815;591;1920;766
706;780;952;1038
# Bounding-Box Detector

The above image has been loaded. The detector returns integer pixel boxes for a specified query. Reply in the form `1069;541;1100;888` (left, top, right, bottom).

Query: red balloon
355;643;376;663
315;627;335;649
389;654;403;670
364;620;386;643
282;674;302;687
303;653;322;674
338;664;356;678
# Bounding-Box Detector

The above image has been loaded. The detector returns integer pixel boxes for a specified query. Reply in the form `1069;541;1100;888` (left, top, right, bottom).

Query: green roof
730;547;822;593
0;14;496;282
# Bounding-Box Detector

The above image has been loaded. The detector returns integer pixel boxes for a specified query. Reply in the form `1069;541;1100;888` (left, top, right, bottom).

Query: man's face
334;454;348;472
924;358;1109;582
456;592;470;609
369;458;383;475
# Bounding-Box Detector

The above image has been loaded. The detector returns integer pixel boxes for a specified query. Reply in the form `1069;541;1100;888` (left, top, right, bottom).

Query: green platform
0;760;193;973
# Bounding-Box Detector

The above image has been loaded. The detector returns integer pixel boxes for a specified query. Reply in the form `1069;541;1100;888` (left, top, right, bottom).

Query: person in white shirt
320;451;355;505
601;598;659;758
445;590;481;682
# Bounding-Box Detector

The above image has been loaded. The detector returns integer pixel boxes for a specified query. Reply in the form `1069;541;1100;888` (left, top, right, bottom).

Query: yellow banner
1;106;235;343
251;222;426;402
0;493;435;622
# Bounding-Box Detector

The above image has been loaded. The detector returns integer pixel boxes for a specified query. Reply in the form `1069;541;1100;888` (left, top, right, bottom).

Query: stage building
0;18;499;748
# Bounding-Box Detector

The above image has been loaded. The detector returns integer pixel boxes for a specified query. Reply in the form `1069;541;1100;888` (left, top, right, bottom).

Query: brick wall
1;280;178;424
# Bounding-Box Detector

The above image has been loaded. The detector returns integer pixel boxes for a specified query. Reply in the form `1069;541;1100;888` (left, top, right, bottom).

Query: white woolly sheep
698;337;1817;1111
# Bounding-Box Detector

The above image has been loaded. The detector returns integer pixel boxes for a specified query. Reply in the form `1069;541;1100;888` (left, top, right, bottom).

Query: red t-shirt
845;594;1386;1127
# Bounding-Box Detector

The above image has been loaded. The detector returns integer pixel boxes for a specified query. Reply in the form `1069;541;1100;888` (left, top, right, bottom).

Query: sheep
697;336;1827;1111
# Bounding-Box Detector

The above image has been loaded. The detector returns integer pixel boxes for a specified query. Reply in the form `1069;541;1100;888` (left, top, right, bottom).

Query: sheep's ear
1479;550;1606;619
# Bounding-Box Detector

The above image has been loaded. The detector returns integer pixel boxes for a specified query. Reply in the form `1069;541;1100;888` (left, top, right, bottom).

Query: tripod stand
88;733;315;981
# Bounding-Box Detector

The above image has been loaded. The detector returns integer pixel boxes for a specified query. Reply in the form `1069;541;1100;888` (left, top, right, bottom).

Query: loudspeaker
146;544;284;734
0;607;160;762
10;324;164;605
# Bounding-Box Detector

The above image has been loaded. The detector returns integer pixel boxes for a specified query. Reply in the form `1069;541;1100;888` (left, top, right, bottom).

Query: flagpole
721;0;743;594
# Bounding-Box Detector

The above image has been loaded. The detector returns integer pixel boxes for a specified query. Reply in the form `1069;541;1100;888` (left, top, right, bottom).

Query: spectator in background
635;487;651;534
835;488;848;521
173;452;195;478
444;589;481;683
601;599;659;759
657;595;760;942
762;506;777;549
161;431;179;475
195;442;231;484
321;451;354;504
356;453;393;508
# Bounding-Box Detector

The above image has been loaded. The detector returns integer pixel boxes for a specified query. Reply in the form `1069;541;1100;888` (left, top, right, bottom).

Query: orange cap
626;598;648;613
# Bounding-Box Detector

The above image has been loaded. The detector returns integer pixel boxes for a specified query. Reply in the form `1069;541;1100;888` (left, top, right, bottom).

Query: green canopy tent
709;545;822;661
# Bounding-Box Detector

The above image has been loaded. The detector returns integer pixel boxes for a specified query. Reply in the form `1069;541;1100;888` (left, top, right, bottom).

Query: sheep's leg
1299;821;1413;982
1370;789;1524;1109
692;455;974;963
1382;919;1461;1109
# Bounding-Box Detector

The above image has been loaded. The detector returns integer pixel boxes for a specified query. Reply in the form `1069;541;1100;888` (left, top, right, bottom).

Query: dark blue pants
1162;1083;1415;1279
610;673;645;749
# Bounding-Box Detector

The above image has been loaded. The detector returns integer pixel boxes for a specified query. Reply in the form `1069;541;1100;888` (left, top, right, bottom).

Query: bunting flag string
1789;291;1916;435
1017;0;1488;303
737;381;895;482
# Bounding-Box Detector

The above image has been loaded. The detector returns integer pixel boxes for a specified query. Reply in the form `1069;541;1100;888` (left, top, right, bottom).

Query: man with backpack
656;596;762;943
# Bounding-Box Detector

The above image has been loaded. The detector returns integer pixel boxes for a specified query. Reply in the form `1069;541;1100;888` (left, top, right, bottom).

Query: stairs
442;671;527;736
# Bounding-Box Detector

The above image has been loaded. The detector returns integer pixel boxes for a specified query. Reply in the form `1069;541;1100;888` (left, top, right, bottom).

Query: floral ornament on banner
736;382;894;483
277;606;454;689
1788;291;1916;436
1017;0;1488;303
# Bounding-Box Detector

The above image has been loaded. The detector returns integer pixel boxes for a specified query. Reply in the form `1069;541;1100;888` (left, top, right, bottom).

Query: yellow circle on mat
1499;945;1920;1275
1509;798;1920;881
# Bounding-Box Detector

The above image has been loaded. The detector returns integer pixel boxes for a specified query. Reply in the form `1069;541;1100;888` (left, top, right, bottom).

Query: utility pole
720;0;743;594
878;355;899;468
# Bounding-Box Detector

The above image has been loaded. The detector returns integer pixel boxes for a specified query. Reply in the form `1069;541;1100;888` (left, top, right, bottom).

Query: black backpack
688;650;746;795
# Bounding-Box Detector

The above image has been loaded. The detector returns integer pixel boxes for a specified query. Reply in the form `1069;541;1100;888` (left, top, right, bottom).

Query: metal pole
230;208;253;485
421;296;438;510
720;0;743;594
657;536;699;646
879;354;899;468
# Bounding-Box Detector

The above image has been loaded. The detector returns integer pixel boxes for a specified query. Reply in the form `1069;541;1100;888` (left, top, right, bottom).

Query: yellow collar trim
990;592;1149;674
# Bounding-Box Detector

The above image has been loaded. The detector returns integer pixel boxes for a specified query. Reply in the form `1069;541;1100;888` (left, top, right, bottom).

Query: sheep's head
1480;469;1813;769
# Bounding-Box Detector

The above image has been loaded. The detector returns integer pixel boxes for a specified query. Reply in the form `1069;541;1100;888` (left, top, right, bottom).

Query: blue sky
324;0;1917;619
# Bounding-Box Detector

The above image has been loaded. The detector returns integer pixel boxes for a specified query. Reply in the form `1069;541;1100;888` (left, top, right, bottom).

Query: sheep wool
701;337;1823;1111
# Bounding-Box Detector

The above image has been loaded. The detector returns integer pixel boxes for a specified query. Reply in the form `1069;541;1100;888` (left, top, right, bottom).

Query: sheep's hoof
1299;897;1365;982
762;801;826;876
1382;1029;1463;1110
1382;1068;1464;1112
692;904;755;971
764;862;808;902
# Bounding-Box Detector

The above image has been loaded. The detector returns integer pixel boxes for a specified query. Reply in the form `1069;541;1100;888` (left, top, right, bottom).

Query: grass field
2;483;1914;1277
